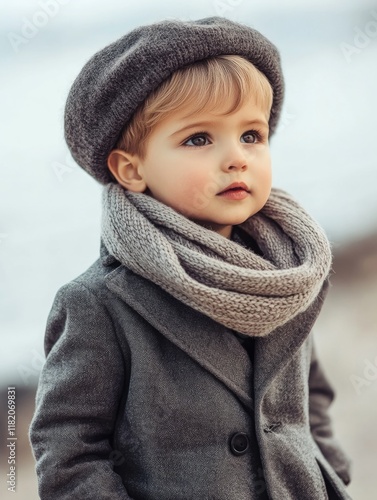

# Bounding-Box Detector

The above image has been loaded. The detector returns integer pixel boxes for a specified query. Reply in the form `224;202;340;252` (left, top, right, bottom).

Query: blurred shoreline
316;232;377;500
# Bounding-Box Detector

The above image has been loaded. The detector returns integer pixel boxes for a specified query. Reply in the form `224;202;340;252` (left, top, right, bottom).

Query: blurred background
1;0;376;498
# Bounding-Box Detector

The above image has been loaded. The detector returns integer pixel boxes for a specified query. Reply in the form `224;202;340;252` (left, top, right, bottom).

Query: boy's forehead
156;98;270;136
171;93;270;123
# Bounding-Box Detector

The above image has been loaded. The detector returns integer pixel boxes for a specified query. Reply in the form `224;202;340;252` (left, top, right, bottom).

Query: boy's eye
241;130;262;144
183;134;210;147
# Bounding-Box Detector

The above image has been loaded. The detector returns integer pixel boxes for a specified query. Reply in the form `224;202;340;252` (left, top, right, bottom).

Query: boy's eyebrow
169;121;217;137
170;119;269;137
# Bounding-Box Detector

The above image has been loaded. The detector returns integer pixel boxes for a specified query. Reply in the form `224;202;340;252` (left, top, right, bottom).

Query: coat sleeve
308;341;352;486
29;281;134;499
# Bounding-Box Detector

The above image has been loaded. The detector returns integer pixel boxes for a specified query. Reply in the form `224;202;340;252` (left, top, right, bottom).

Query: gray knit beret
64;17;284;185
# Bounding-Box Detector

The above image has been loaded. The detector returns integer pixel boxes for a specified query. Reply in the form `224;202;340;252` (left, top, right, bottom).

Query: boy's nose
225;160;247;171
220;140;249;172
221;152;248;172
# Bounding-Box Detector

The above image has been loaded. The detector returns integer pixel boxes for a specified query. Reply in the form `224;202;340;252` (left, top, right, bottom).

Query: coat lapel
253;279;329;404
105;264;255;412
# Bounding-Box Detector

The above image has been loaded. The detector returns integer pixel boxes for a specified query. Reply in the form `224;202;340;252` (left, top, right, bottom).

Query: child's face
130;95;271;238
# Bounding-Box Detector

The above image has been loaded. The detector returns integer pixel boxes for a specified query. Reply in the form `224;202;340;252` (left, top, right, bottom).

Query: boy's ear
107;149;147;192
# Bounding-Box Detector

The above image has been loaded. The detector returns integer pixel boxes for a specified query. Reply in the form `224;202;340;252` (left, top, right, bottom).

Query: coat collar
100;239;328;409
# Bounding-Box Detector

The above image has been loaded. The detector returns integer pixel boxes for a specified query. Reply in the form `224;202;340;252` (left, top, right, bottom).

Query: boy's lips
217;182;250;200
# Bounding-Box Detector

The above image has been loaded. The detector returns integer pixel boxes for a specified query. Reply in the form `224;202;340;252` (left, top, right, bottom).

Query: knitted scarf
101;183;332;337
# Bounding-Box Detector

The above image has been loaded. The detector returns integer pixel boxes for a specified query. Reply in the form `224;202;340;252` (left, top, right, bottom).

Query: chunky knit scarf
101;184;332;337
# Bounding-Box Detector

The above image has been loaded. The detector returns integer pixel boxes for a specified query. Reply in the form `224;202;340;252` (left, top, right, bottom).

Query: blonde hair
115;55;273;159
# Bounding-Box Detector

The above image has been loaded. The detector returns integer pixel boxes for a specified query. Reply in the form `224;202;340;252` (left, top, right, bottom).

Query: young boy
29;17;352;499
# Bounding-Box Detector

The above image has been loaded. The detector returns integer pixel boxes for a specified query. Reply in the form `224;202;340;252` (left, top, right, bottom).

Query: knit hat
64;17;284;185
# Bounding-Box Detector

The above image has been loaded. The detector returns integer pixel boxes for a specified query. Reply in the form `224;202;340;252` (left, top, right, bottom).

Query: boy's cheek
163;182;209;216
190;184;218;212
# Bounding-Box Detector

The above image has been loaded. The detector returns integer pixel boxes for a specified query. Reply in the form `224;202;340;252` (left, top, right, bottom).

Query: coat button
229;432;250;456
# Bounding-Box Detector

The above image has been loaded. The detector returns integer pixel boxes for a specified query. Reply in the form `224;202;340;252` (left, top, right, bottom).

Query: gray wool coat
29;240;352;500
